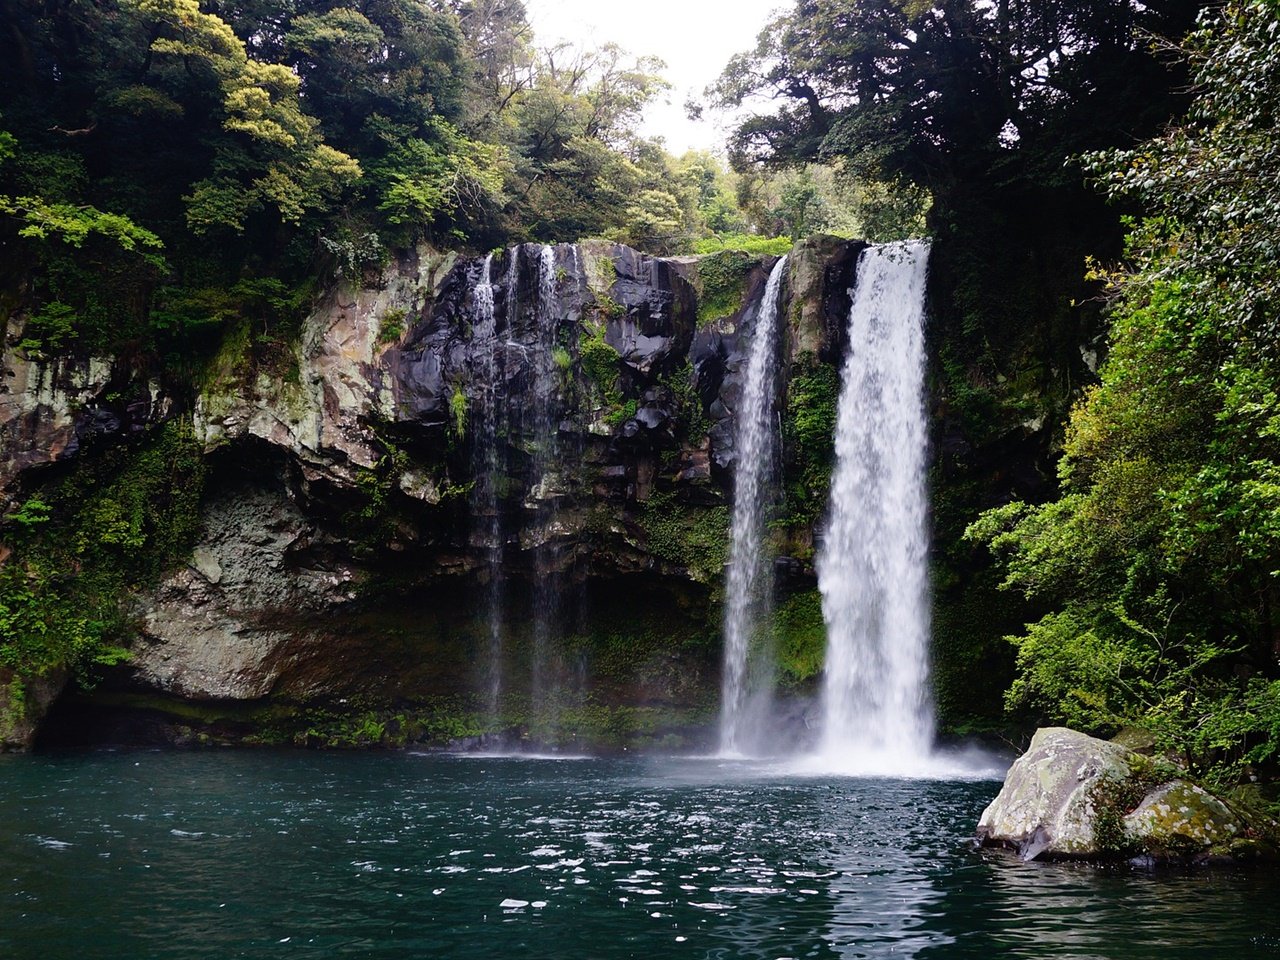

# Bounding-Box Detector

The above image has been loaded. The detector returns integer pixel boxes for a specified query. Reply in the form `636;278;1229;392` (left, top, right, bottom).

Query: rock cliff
2;238;860;751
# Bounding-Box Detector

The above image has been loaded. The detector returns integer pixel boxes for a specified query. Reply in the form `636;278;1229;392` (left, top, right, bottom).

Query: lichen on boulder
1123;781;1240;856
977;726;1136;860
977;726;1276;863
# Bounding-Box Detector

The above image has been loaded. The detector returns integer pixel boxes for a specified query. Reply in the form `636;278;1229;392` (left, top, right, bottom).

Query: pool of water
2;751;1276;959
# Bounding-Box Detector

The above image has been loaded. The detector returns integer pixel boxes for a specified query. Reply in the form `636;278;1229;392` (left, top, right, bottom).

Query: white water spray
720;255;788;756
814;241;934;775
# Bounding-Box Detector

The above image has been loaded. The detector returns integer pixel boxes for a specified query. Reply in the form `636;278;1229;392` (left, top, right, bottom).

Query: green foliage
378;308;407;345
449;383;468;438
640;491;730;583
969;5;1280;785
579;324;623;407
18;301;77;356
779;362;840;528
605;398;638;428
319;229;385;280
346;447;411;548
370;120;506;233
1083;2;1280;350
0;422;206;681
771;590;825;684
0;194;163;259
692;234;793;256
696;250;756;325
660;361;710;442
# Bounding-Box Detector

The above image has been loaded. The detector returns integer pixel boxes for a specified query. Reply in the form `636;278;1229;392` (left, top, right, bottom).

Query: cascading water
470;253;505;719
814;240;934;774
529;245;565;720
719;255;788;756
469;244;575;745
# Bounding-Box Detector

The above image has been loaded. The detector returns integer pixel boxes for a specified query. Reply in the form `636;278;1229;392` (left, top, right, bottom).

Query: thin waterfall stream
529;244;564;726
720;255;788;756
470;253;504;720
814;240;934;774
470;245;572;742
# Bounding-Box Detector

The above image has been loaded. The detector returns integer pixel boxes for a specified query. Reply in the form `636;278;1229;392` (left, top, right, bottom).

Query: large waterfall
815;241;934;774
719;256;788;756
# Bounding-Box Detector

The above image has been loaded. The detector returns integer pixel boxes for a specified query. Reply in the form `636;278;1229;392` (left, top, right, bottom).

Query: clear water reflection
1;751;1275;959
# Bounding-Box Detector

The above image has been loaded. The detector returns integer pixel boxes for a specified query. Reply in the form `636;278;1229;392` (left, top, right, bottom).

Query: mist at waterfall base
5;751;1277;960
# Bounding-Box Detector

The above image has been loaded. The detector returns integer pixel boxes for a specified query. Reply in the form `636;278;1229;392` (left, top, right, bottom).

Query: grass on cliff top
693;234;793;257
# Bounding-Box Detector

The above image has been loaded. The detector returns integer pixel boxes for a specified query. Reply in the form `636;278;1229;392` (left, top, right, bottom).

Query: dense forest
1;0;1278;800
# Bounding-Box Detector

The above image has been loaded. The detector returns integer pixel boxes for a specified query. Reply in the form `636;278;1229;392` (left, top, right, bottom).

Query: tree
970;2;1280;785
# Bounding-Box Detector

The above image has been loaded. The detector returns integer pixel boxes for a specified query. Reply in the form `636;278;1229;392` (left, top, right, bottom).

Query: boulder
977;726;1136;860
1123;780;1240;855
978;726;1274;863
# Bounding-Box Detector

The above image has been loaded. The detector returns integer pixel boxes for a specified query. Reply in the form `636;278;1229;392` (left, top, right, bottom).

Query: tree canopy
0;0;787;360
969;1;1280;784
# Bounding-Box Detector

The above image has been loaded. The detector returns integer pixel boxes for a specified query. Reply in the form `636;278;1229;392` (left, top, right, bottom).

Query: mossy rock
978;726;1277;864
693;250;757;326
1123;781;1240;855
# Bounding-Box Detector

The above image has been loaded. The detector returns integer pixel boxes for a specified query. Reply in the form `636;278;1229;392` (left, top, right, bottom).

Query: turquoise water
1;751;1276;959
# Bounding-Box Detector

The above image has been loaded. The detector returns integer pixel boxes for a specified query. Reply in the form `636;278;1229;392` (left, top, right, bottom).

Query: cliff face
2;239;862;751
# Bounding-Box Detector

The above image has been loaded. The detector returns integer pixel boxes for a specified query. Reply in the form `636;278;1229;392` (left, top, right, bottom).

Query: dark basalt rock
0;237;901;751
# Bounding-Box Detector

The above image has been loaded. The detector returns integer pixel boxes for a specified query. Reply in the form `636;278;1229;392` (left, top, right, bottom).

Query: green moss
199;317;253;399
778;361;841;530
0;420;206;684
692;234;793;257
605;398;637;427
772;590;826;685
449;383;468;437
1;676;28;736
640;491;730;583
595;255;617;284
1088;757;1165;856
658;361;710;442
579;324;624;411
530;702;714;750
695;250;756;325
344;447;411;549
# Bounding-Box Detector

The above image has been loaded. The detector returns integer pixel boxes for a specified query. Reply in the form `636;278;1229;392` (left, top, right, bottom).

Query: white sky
523;0;786;155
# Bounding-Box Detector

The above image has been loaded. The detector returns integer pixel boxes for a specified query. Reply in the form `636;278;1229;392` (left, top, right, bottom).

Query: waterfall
471;253;505;719
719;255;788;756
815;240;934;774
529;244;563;722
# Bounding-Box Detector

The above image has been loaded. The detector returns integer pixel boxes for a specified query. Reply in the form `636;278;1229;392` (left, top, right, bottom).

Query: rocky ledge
0;237;864;752
977;727;1278;865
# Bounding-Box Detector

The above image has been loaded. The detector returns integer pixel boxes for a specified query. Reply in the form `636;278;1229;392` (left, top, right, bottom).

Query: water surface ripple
1;752;1275;959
